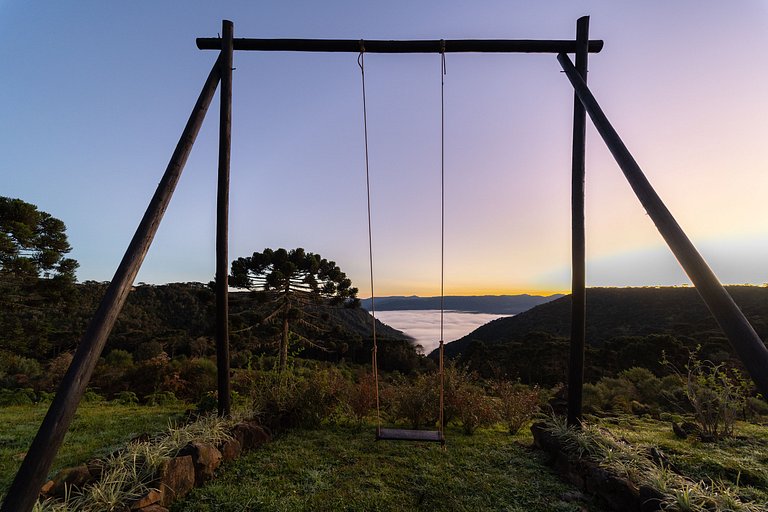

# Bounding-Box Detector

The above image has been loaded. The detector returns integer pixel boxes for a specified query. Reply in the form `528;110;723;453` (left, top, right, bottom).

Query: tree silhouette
0;196;78;282
230;248;358;371
0;197;80;355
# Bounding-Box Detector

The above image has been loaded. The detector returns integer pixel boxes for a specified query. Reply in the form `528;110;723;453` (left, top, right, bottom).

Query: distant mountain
360;294;563;315
421;286;768;385
435;286;768;360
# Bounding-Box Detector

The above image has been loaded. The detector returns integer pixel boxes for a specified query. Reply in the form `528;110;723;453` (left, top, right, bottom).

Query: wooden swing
359;43;447;445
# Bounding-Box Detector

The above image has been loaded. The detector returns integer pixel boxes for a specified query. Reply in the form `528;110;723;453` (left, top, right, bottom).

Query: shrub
0;387;35;406
346;373;377;426
105;349;134;367
82;389;105;403
0;352;42;388
492;380;540;434
177;357;217;401
746;395;768;419
196;389;245;414
135;341;164;362
41;352;74;391
391;373;439;429
442;362;477;425
113;391;139;405
145;391;179;406
453;384;499;435
127;352;171;398
248;366;349;429
664;348;750;441
93;350;135;396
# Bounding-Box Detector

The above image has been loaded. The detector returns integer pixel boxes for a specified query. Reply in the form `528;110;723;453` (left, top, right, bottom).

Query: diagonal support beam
558;52;768;399
1;56;222;512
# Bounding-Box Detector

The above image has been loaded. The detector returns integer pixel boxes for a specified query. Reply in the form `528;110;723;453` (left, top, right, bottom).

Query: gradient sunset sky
1;1;766;296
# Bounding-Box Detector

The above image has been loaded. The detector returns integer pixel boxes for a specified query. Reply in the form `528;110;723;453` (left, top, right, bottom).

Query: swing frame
9;17;768;511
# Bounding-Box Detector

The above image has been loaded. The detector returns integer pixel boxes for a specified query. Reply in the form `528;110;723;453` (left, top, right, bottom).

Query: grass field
596;416;768;505
0;401;187;494
3;404;766;511
171;425;606;512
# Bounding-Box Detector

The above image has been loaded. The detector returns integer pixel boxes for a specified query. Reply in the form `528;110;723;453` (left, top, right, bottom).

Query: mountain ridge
360;294;563;315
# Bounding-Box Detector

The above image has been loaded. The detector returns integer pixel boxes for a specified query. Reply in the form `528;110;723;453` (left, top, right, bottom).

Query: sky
1;1;767;297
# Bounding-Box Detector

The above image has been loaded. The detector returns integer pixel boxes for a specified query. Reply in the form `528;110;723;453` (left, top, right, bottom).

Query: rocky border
530;422;664;512
38;419;271;512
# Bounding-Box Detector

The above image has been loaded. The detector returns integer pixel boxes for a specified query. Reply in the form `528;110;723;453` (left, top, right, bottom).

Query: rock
49;465;94;498
130;432;152;444
630;400;651;416
178;442;222;485
639;485;665;512
157;455;195;507
680;421;699;436
130;488;162;509
40;479;55;497
218;437;242;463
560;490;587;502
232;421;271;451
671;421;688;439
86;457;106;479
136;505;169;512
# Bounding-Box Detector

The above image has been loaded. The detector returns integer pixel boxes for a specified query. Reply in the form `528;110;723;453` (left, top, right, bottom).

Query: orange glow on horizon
370;284;570;297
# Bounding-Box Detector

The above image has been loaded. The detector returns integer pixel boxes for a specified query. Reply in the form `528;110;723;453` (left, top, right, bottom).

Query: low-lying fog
373;310;511;354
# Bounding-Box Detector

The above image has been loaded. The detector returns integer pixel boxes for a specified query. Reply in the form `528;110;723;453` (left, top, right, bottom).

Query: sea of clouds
373;310;511;354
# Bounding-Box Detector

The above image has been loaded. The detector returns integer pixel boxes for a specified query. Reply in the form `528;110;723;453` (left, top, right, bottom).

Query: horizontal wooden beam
196;37;604;54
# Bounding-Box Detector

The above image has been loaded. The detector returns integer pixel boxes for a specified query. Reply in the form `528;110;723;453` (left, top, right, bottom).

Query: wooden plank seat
376;428;445;443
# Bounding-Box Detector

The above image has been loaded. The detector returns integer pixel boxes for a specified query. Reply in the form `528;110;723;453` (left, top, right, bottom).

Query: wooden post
567;16;589;427
0;58;222;512
216;19;233;417
558;52;768;399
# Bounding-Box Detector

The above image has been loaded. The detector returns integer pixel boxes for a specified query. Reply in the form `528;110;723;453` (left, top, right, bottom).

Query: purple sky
2;1;766;296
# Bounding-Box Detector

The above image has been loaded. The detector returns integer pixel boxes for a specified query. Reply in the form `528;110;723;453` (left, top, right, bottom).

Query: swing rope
359;41;447;443
358;42;382;434
438;40;446;439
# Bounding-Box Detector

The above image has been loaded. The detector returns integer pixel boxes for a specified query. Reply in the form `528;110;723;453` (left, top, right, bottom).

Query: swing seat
376;427;445;443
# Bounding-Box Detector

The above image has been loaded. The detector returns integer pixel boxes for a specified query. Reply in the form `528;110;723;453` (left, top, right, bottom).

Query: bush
249;366;349;429
82;389;105;403
346;373;377;427
0;387;35;406
0;352;41;388
664;349;750;441
390;373;439;429
145;391;179;406
105;349;134;367
177;357;217;401
41;352;74;391
492;380;540;434
453;384;499;435
126;352;171;398
442;362;477;425
196;389;245;414
113;391;139;405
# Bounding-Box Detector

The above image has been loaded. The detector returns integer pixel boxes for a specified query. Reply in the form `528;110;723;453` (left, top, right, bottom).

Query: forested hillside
436;286;768;385
0;281;414;370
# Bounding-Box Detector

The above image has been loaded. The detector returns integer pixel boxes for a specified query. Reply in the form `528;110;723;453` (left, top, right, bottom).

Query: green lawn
0;401;187;494
172;425;606;512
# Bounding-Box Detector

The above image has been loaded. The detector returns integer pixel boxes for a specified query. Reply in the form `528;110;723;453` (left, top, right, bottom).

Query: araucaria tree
0;196;78;283
230;248;359;372
0;197;79;356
